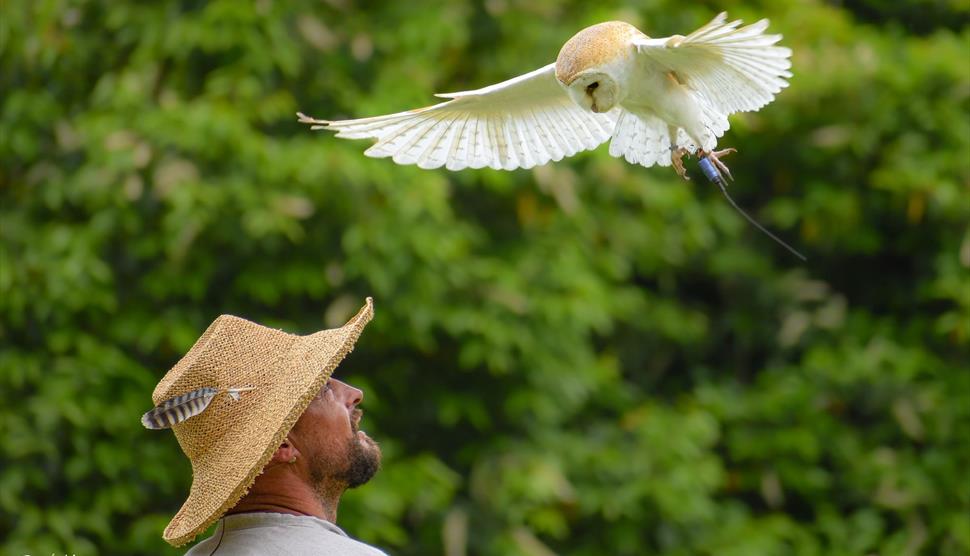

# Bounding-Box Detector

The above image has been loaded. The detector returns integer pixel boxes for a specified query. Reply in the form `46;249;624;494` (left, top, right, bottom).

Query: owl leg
699;148;736;182
671;147;690;180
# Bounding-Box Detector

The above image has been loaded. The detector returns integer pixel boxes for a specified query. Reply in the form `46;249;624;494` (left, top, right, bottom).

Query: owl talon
701;148;737;182
671;147;690;180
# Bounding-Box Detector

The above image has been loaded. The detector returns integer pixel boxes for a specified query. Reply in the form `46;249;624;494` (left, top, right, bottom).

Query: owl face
566;71;618;114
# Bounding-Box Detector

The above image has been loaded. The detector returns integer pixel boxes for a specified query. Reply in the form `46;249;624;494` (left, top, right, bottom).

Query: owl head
555;21;639;114
564;71;619;113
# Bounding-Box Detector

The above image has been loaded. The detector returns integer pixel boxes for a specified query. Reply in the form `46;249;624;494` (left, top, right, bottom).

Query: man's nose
340;382;364;407
343;383;364;406
330;378;364;406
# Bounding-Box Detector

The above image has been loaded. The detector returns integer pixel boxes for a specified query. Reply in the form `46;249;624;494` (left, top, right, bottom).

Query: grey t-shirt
184;512;389;556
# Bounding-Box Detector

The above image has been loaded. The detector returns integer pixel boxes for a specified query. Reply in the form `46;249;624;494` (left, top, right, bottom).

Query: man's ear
271;435;301;464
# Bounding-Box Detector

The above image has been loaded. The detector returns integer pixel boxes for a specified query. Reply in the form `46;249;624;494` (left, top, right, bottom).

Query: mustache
351;408;362;432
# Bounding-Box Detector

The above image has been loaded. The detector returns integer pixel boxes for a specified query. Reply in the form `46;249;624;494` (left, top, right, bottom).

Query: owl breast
555;21;645;85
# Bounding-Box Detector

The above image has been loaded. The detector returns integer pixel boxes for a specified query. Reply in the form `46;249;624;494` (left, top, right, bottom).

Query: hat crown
152;315;294;402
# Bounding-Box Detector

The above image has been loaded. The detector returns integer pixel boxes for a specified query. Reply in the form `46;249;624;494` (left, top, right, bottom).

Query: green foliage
2;1;968;555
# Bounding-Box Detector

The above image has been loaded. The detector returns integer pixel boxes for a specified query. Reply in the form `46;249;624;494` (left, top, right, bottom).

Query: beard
340;433;381;488
309;428;382;493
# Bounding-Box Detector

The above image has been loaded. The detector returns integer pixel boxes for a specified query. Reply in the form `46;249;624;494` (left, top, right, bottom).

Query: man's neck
230;464;343;523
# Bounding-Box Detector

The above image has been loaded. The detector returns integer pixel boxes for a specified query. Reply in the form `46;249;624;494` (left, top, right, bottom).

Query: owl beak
591;101;600;113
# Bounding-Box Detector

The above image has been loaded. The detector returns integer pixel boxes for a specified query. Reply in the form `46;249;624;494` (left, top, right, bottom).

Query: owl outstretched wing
298;63;617;171
633;12;792;117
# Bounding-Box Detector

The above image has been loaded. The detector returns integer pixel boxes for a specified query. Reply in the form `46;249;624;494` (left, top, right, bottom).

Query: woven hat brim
162;297;374;546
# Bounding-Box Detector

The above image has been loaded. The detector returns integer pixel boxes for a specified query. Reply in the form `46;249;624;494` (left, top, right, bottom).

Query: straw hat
147;297;374;546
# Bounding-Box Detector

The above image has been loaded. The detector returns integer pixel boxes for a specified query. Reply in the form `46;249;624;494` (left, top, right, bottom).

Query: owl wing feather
608;111;674;168
633;12;792;117
299;63;617;171
609;98;731;167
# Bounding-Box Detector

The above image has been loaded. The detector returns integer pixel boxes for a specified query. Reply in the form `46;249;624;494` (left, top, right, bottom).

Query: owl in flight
298;12;791;181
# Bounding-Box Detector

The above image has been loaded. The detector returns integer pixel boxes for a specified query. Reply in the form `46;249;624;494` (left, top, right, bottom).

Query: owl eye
586;82;599;93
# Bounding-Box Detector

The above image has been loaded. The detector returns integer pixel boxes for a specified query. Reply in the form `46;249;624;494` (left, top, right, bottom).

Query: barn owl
298;12;791;180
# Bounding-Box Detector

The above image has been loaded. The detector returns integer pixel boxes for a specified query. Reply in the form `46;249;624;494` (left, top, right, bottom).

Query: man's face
291;378;381;490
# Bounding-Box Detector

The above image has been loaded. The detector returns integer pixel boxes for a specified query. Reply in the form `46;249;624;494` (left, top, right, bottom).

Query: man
141;298;387;555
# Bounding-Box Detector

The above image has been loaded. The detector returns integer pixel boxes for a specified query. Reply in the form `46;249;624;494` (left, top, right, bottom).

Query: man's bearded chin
341;434;381;488
309;433;382;493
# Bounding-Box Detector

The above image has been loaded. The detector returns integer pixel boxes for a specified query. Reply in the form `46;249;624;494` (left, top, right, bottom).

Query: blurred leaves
2;0;968;555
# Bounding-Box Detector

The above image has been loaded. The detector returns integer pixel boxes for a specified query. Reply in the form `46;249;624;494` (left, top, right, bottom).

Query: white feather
634;12;793;117
609;96;729;169
609;111;671;168
315;63;616;171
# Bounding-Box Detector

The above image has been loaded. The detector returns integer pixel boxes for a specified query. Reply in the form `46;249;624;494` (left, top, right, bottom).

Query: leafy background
2;0;968;555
